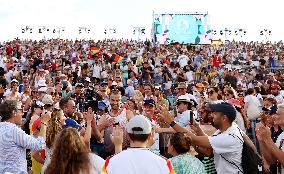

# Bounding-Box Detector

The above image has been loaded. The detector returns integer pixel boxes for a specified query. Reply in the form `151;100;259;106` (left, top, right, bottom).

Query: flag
113;55;123;63
90;47;100;55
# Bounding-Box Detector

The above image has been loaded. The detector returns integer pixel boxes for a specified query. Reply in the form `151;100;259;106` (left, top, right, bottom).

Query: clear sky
0;0;283;42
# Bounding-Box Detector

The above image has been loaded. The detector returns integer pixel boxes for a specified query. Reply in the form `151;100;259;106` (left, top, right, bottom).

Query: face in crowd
177;83;187;96
211;111;225;129
274;107;284;126
208;88;218;101
64;99;76;117
144;84;153;97
11;82;18;93
110;92;121;111
176;101;188;113
143;103;155;118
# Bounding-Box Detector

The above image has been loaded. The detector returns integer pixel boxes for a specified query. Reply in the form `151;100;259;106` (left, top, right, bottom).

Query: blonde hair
46;109;63;149
45;128;92;174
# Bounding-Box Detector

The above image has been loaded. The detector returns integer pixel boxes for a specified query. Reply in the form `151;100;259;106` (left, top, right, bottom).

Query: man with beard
159;102;244;174
101;90;134;158
59;96;77;122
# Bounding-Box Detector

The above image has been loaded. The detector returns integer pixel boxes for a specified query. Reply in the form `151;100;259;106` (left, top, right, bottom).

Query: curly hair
45;128;92;174
46;109;63;149
170;132;192;155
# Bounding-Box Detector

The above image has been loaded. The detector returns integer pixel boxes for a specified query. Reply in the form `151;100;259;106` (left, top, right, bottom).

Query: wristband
169;121;177;127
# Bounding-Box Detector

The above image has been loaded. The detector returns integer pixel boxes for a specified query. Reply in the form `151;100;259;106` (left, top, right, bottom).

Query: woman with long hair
45;128;104;174
41;109;65;173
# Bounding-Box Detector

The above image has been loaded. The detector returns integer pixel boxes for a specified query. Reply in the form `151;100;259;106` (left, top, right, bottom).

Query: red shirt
6;46;13;55
213;55;221;67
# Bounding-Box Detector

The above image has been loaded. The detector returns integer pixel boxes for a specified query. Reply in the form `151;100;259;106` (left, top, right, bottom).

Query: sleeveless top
103;108;130;155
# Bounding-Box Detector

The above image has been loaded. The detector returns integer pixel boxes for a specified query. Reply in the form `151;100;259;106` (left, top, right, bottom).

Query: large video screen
153;13;212;44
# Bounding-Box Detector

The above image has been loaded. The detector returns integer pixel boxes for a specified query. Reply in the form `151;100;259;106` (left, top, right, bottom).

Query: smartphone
190;112;194;125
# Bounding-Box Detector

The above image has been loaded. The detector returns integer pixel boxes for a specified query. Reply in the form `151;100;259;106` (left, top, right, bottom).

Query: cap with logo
143;99;156;106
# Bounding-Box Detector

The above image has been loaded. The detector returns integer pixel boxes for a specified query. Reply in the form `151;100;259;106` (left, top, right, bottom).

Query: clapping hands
110;126;124;148
98;114;116;128
255;122;272;143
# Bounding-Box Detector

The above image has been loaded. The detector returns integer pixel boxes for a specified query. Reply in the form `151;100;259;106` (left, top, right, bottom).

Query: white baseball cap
38;87;48;93
176;95;191;103
126;115;152;135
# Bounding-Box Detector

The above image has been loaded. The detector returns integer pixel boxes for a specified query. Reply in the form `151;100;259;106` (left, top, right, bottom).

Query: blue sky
0;0;283;41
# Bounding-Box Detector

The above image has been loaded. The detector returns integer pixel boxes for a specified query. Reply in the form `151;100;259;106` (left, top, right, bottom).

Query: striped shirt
0;122;45;174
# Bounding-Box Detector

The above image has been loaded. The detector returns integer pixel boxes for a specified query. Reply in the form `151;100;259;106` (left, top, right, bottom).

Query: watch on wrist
169;121;177;127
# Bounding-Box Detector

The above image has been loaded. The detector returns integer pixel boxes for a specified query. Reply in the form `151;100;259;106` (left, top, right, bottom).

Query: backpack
221;128;263;174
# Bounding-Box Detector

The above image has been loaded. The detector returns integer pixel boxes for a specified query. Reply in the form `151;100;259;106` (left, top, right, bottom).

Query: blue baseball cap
98;101;107;110
208;102;236;121
63;118;82;130
143;99;156;107
100;81;108;86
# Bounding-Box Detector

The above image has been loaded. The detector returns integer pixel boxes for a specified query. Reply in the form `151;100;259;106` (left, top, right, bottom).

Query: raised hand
84;107;94;123
156;104;174;124
110;126;124;146
255;122;272;142
98;114;116;128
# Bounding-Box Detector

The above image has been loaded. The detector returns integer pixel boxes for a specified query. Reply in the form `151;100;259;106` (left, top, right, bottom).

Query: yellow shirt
30;125;43;174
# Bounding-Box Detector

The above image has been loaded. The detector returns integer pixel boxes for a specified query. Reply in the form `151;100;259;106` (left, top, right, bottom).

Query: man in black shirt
140;62;154;82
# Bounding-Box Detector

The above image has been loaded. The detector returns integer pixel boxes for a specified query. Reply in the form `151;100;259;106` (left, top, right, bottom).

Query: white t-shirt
178;55;189;68
89;153;105;174
244;95;261;108
103;148;174;174
125;86;135;97
275;95;284;104
186;71;194;83
208;124;243;174
280;90;284;97
276;132;284;174
92;64;101;78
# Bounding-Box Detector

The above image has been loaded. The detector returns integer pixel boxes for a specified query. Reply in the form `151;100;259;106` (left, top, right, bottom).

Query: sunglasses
178;88;186;91
208;91;214;95
36;106;44;110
